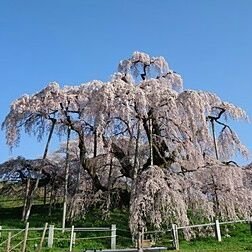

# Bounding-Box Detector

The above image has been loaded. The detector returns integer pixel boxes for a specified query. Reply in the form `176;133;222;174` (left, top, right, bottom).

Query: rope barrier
117;235;132;240
116;228;131;232
53;235;114;241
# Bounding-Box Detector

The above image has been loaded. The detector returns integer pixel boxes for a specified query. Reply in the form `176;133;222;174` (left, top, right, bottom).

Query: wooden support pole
111;224;116;250
69;225;74;252
249;216;252;235
149;117;153;166
22;222;29;252
48;225;54;248
137;232;140;251
43;185;47;205
172;224;179;250
73;232;76;246
215;219;222;242
6;232;11;252
137;228;144;252
38;222;48;252
62;126;71;232
62;200;67;232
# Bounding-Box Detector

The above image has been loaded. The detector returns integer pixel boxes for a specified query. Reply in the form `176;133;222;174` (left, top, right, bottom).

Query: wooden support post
69;225;74;252
171;224;179;250
73;232;76;246
62;201;67;233
249;216;252;235
111;224;116;249
215;219;222;242
6;232;11;252
62;125;71;233
38;222;48;252
149;117;153;166
22;222;29;252
48;225;54;248
137;228;144;252
43;185;47;205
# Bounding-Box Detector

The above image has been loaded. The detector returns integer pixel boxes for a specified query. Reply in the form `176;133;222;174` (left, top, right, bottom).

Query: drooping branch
208;107;225;121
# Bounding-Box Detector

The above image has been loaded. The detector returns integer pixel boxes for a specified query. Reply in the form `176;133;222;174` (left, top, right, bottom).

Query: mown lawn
0;196;252;251
179;222;252;251
0;196;132;251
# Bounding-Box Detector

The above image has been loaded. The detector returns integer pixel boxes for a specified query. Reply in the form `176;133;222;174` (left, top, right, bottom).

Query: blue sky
1;0;252;165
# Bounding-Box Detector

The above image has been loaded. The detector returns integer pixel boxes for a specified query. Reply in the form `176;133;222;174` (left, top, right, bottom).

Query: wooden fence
0;218;251;251
171;218;252;250
0;223;114;252
135;218;252;251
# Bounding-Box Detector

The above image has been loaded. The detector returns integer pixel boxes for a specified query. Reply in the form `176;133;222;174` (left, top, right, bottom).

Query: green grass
0;196;252;251
0;196;132;251
179;223;252;251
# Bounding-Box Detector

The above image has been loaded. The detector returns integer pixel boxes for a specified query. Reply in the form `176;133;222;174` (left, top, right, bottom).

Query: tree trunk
133;121;140;180
104;157;113;218
48;186;54;217
79;131;107;192
69;162;82;222
22;178;30;221
62;126;71;231
142;114;173;169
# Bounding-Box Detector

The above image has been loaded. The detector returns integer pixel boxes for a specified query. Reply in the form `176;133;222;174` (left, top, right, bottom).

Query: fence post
171;224;179;250
48;224;54;248
69;225;74;252
0;226;2;238
111;224;116;249
38;222;48;252
215;219;222;242
22;222;29;252
6;232;11;252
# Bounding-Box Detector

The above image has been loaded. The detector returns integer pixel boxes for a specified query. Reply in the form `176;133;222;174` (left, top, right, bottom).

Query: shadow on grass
0;203;63;228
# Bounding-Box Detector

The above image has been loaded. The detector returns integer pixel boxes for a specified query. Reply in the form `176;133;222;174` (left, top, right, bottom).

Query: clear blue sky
1;0;252;165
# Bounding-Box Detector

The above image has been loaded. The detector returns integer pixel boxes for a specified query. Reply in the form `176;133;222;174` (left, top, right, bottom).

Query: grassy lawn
0;196;132;251
179;223;252;251
0;196;252;251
